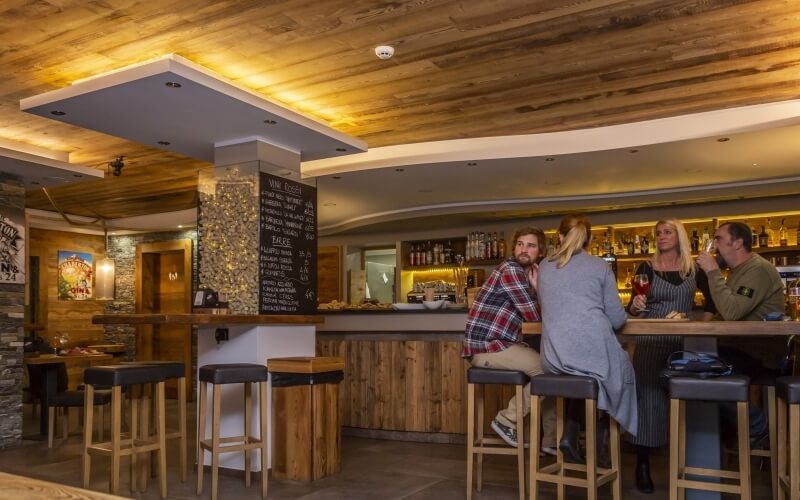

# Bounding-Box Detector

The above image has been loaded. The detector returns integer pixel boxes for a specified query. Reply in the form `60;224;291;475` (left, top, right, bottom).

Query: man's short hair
719;221;752;251
512;227;547;258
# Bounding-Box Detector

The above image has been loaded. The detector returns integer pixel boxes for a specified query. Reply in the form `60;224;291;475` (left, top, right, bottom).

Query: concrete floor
0;401;776;499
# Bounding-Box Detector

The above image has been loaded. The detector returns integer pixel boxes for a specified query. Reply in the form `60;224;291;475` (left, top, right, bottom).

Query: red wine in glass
632;274;650;296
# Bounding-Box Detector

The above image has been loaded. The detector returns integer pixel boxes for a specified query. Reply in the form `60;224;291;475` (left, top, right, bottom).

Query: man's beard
715;253;728;269
514;253;532;267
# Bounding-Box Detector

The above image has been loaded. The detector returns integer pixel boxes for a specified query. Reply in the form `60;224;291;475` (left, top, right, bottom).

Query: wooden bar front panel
316;338;512;435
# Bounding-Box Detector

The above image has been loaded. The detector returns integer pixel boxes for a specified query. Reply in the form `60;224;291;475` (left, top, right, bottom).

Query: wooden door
135;240;193;398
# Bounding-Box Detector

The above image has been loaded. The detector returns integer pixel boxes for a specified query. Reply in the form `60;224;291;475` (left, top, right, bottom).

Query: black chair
26;363;112;448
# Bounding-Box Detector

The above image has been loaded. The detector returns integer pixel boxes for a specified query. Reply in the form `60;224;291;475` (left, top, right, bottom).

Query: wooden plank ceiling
2;0;800;219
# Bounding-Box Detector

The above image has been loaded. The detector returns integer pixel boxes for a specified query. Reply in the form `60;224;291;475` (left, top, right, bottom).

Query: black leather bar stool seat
776;376;800;500
668;374;751;500
529;374;622;500
466;367;528;500
197;363;269;500
120;360;188;485
82;364;168;498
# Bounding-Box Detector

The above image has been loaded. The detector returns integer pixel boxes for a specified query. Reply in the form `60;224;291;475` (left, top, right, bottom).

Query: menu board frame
259;172;317;314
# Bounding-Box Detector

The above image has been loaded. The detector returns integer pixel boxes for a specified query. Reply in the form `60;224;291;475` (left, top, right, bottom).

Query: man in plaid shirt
463;227;556;451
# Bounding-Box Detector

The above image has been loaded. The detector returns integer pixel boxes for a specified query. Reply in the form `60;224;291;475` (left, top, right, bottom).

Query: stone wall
103;230;198;366
0;180;25;449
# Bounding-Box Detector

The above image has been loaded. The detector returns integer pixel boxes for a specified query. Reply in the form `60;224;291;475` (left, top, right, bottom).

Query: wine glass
48;335;60;354
632;274;650;312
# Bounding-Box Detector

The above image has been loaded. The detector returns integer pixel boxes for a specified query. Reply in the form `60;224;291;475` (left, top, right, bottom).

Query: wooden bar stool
120;360;187;486
669;375;751;500
529;374;621;500
466;367;527;500
197;363;269;500
82;364;167;498
776;376;800;500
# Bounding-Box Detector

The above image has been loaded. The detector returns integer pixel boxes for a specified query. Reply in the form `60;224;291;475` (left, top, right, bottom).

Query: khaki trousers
472;344;557;448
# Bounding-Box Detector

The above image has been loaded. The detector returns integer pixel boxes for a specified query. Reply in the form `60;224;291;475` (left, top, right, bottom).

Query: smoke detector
374;45;395;60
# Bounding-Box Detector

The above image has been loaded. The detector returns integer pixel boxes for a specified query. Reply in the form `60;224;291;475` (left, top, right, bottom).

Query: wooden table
0;471;124;499
24;353;113;437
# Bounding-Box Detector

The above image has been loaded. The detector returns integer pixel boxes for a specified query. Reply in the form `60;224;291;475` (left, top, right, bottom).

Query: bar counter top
92;313;324;325
522;319;800;336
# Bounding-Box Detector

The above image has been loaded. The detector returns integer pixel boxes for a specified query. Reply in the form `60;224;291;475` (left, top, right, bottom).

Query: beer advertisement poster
57;251;93;300
0;213;25;284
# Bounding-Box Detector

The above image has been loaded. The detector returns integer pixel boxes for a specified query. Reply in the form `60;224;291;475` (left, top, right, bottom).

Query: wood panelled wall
317;336;515;435
28;228;106;345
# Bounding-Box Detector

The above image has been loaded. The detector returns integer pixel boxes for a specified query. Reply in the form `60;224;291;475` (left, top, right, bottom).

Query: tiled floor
0;402;776;499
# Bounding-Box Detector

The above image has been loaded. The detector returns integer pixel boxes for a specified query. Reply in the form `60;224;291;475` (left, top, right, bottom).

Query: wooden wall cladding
28;228;106;346
316;337;515;435
317;246;342;303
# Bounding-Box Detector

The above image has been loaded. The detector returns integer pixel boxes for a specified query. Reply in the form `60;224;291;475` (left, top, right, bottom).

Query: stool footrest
681;466;741;480
87;438;162;457
199;436;265;454
535;462;618;486
470;445;519;456
676;479;742;495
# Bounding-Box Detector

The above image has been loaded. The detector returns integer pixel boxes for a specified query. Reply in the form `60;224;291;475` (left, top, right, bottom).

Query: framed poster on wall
0;213;25;284
57;251;93;300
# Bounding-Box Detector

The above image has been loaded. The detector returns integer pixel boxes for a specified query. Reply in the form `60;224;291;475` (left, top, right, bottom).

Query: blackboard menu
259;172;317;314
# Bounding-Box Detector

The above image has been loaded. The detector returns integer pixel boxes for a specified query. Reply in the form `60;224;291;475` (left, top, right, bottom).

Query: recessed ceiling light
335;148;346;152
395;168;404;172
50;110;66;116
30;181;40;185
157;140;171;145
165;81;182;88
629;149;639;153
467;162;477;166
717;137;730;142
752;163;759;166
73;174;82;178
263;119;277;125
278;170;292;176
545;157;555;162
177;225;183;228
332;176;342;180
323;202;337;207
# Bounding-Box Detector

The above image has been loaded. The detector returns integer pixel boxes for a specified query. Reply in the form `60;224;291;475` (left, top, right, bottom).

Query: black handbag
661;350;733;379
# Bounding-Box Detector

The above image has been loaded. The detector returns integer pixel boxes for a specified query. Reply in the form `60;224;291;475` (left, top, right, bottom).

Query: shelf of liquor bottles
403;231;507;268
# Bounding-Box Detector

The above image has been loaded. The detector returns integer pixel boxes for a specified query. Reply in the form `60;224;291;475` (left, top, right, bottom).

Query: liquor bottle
780;218;788;246
491;232;498;259
445;240;452;264
766;218;774;246
602;240;617;280
498;232;506;258
602;232;611;255
758;225;769;248
751;226;759;248
547;236;555;256
690;230;699;253
640;236;649;255
701;227;710;249
425;241;433;265
626;235;635;256
484;232;491;260
433;242;441;265
634;234;641;254
591;234;599;256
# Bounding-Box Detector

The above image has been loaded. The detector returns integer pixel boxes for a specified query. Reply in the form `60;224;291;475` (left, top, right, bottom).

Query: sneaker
541;446;557;456
491;419;524;448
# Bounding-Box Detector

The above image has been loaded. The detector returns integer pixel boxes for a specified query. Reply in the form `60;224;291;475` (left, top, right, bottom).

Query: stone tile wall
0;180;25;449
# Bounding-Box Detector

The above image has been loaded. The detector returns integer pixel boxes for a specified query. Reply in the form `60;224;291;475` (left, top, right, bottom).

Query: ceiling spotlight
157;140;171;145
177;225;183;228
717;137;730;142
332;176;342;180
264;119;277;125
50;110;66;116
73;174;82;178
374;45;395;60
545;157;555;162
30;181;40;185
629;149;639;153
323;202;337;207
165;81;182;88
335;147;346;152
108;156;125;177
467;162;477;166
395;168;404;172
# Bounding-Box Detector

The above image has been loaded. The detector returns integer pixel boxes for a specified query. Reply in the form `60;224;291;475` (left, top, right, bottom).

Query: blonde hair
653;218;695;279
549;214;591;268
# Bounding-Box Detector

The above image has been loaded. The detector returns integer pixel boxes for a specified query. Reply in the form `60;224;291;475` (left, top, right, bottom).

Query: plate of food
392;303;425;311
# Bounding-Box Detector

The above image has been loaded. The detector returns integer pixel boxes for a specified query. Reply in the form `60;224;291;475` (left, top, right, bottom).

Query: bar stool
669;375;751;500
82;364;167;498
197;363;269;500
466;367;527;500
120;360;187;485
776;376;800;500
529;374;621;500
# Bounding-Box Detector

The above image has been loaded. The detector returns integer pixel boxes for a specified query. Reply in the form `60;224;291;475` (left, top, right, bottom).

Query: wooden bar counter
317;313;799;441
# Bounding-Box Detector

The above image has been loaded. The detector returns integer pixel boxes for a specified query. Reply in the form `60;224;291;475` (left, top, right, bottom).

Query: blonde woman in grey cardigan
537;214;637;465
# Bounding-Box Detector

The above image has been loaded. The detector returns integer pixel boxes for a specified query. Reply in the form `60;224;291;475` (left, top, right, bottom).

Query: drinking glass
632;274;650;312
702;239;715;254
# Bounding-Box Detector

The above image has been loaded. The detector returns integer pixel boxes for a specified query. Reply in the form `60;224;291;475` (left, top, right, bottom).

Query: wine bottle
690;230;699;253
701;227;710;249
780;218;788;246
751;226;759;248
498;232;506;258
758;225;769;248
